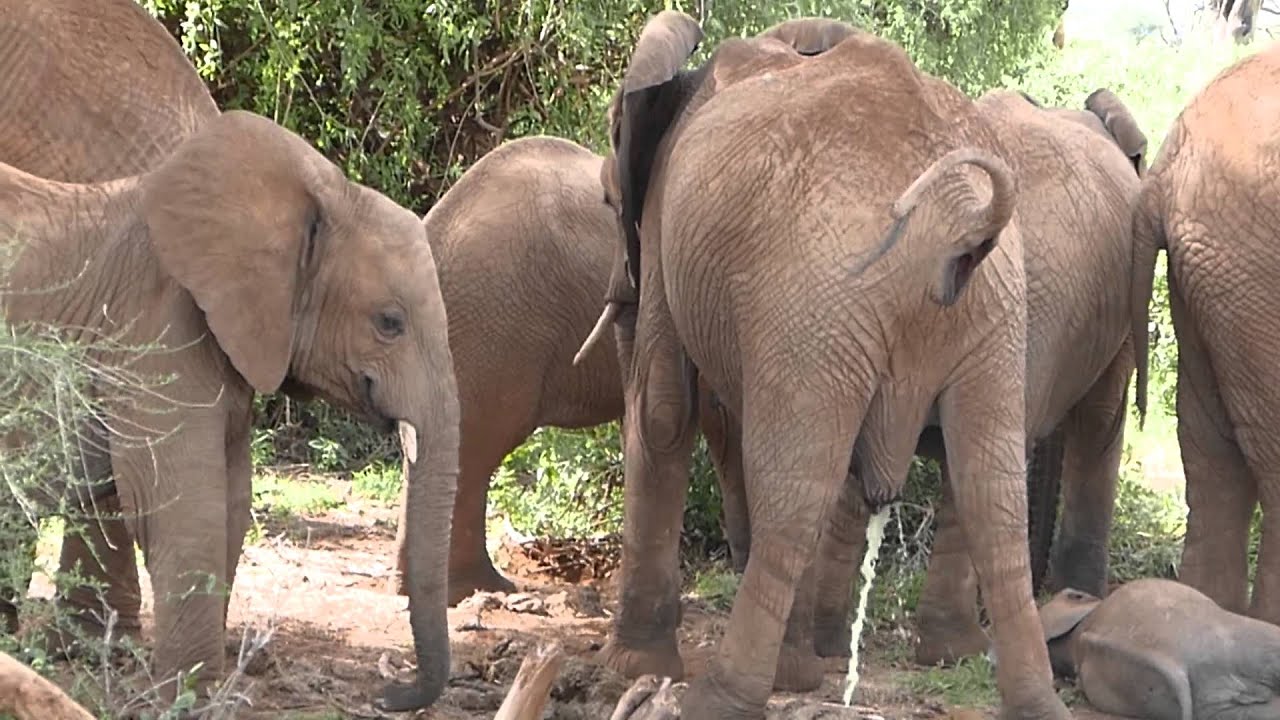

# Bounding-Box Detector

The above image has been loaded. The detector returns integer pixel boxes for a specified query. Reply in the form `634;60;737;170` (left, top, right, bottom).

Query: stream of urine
842;503;894;706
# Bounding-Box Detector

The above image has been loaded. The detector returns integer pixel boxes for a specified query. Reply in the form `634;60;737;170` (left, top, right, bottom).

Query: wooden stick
492;642;566;720
0;650;94;720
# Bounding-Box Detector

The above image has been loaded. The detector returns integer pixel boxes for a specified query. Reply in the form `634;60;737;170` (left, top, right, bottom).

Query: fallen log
0;650;94;720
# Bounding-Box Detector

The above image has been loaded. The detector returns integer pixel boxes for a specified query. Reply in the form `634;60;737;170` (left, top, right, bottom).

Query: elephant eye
374;309;406;340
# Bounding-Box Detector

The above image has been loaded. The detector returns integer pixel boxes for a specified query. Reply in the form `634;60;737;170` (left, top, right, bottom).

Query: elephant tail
1130;183;1166;430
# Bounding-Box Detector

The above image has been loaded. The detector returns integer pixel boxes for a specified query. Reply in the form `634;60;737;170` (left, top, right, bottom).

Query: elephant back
0;0;218;183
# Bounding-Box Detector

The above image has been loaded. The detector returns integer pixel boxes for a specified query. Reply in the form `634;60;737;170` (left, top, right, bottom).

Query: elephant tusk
573;302;619;366
398;420;419;465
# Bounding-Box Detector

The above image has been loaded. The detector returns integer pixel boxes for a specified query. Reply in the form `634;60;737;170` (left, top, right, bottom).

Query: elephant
1132;41;1280;626
0;110;460;712
0;0;218;648
801;86;1148;667
1030;579;1280;720
389;134;748;605
575;11;1067;719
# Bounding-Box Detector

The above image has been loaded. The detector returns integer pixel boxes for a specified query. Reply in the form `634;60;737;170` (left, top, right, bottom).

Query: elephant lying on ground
1031;579;1280;720
0;0;218;648
1132;36;1280;625
387;135;746;606
804;86;1148;666
0;110;460;711
578;11;1067;718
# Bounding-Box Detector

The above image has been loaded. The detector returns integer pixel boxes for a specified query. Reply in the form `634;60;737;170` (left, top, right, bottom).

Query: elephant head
576;13;857;367
134;111;460;710
1037;587;1100;677
758;17;863;55
1084;88;1148;176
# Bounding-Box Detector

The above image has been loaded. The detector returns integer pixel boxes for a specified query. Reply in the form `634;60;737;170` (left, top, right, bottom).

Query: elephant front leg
939;373;1067;720
446;428;524;605
598;316;698;681
914;467;988;667
115;413;233;700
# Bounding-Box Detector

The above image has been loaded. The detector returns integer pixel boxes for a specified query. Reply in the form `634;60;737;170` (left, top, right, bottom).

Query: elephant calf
1031;579;1280;720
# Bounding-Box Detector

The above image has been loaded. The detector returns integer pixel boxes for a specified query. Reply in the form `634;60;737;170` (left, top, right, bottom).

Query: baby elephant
1038;578;1280;720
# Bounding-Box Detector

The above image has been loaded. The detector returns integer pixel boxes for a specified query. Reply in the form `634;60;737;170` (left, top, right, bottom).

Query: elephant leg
393;419;529;604
1171;282;1254;614
446;424;529;604
1026;430;1064;596
53;496;142;647
938;372;1064;718
914;461;987;667
1046;344;1130;598
699;388;750;574
773;557;824;692
680;384;860;720
51;417;141;653
224;410;253;627
811;470;867;659
115;413;232;698
0;500;36;635
598;303;698;682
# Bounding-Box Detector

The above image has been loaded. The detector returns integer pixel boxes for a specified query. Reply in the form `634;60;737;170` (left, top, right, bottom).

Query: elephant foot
445;562;517;606
914;618;989;667
812;613;852;658
598;636;685;681
999;689;1072;720
680;672;764;720
773;643;825;692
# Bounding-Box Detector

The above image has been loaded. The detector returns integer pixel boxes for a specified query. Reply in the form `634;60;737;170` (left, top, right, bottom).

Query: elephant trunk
378;365;461;711
1130;186;1165;429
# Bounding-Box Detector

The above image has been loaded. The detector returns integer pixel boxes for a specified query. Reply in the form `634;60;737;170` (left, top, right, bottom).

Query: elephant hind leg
1171;281;1255;615
1047;341;1132;598
680;382;862;717
811;472;867;660
913;464;988;667
599;298;697;683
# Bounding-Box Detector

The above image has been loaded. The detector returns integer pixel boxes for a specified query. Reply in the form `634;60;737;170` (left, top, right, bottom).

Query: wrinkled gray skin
579;12;1066;720
387;135;744;606
0;109;461;711
801;87;1148;668
0;0;217;648
1131;40;1280;628
1031;580;1280;720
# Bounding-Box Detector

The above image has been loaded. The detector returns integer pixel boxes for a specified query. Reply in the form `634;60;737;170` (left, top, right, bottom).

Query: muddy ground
26;474;1124;719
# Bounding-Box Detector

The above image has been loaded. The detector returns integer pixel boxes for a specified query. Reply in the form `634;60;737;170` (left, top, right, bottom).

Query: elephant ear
139;110;335;394
1039;588;1100;643
1085;88;1148;176
615;10;704;291
758;17;862;55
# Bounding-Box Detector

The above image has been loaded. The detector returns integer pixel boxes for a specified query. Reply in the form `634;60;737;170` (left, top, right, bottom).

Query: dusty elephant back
976;90;1140;434
659;33;1021;391
0;0;218;183
423;135;624;424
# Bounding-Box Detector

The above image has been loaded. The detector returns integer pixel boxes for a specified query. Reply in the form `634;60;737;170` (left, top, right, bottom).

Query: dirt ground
29;477;1124;720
